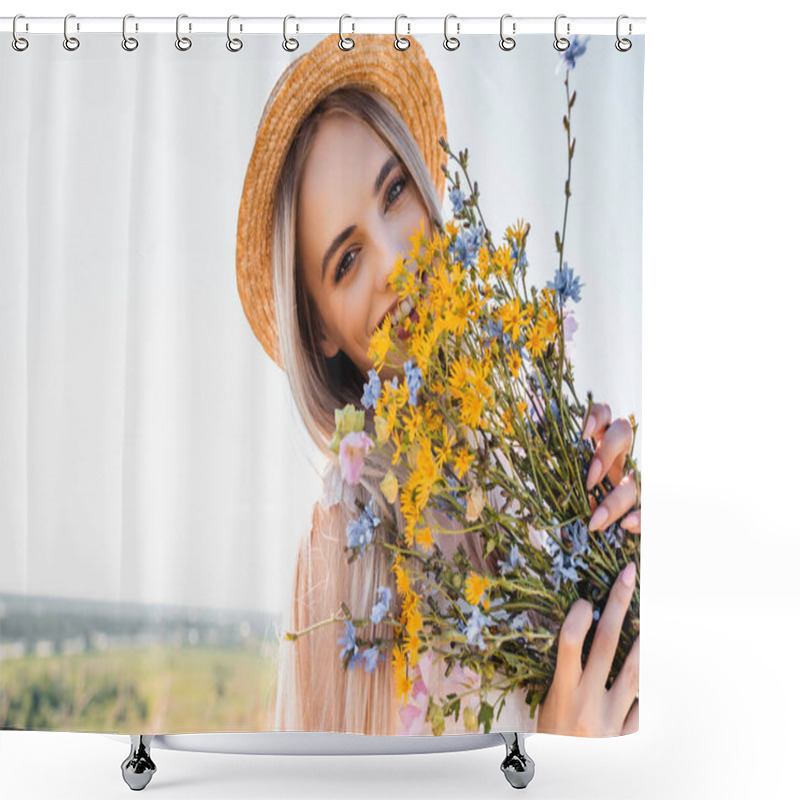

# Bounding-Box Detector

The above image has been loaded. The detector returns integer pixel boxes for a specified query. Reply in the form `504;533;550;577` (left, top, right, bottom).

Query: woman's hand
581;402;640;534
537;563;639;737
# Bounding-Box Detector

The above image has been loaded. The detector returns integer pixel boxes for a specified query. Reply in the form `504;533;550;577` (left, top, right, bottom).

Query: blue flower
449;187;466;215
370;586;392;624
548;548;581;592
346;497;381;556
511;243;529;271
563;520;590;563
361;368;381;410
547;262;584;305
404;360;424;407
498;543;526;576
464;607;490;650
562;34;589;71
362;646;381;674
451;222;485;268
338;620;360;668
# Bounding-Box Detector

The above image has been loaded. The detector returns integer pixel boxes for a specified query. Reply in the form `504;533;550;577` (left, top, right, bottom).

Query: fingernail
621;562;636;587
583;415;596;439
586;458;602;490
588;505;608;531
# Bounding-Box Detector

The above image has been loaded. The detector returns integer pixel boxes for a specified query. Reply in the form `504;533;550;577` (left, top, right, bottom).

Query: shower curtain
0;24;644;738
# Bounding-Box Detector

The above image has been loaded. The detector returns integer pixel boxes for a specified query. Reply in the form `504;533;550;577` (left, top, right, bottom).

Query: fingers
582;403;611;441
621;699;639;735
553;598;594;691
582;563;636;691
588;472;638;532
620;509;641;534
586;417;633;490
608;636;639;728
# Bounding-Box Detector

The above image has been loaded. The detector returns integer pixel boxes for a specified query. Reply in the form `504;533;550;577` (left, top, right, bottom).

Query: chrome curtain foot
121;735;157;791
499;732;535;789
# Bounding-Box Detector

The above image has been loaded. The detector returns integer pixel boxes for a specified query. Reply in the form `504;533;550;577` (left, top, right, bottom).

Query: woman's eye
385;175;406;209
334;175;407;284
335;249;356;283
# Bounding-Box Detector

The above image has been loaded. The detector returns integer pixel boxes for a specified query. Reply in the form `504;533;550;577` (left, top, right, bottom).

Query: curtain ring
553;14;570;51
226;15;243;52
443;14;460;51
282;15;299;51
615;14;632;52
122;14;139;51
63;13;80;51
339;14;354;51
394;14;410;51
499;14;516;51
12;14;29;51
175;14;192;51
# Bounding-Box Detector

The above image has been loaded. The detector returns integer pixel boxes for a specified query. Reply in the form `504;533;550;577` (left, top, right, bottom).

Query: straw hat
236;33;447;369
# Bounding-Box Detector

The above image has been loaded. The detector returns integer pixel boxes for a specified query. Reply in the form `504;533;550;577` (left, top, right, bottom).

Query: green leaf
478;701;494;734
555;231;562;253
569;90;577;108
563;114;569;131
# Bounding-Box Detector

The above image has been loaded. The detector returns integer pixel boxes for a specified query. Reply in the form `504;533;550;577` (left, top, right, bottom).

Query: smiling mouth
375;269;428;339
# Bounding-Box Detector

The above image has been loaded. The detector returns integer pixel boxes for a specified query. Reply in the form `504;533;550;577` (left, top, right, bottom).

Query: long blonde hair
270;86;486;735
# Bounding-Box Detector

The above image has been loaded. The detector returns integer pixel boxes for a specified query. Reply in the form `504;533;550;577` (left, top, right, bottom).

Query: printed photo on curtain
1;29;644;739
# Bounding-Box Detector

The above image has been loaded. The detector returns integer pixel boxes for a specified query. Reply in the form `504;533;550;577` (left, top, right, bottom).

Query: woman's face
297;113;431;382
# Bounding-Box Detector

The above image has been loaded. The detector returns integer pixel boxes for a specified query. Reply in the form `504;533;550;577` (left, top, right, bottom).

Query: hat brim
236;33;447;369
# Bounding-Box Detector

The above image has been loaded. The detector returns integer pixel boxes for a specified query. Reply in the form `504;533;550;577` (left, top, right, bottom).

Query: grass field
0;641;280;733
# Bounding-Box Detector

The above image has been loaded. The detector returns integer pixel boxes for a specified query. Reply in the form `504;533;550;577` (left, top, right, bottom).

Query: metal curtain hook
176;13;192;51
616;14;632;51
553;14;570;52
443;14;460;51
394;14;410;51
226;14;243;51
122;14;139;51
12;14;29;51
63;13;80;51
499;14;516;51
339;14;354;50
282;15;299;51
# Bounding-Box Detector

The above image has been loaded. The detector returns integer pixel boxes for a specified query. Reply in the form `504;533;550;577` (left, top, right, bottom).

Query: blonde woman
236;34;640;738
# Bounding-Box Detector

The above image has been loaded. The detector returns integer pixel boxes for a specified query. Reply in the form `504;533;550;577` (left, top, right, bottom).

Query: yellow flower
393;558;411;596
527;325;546;358
368;316;392;370
416;525;434;553
506;349;522;378
445;219;460;244
465;486;486;522
375;415;392;446
436;427;455;468
380;470;399;504
492;244;516;279
505;218;530;243
499;297;525;342
393;645;412;704
453;447;474;479
501;407;514;435
476;246;492;281
465;571;490;608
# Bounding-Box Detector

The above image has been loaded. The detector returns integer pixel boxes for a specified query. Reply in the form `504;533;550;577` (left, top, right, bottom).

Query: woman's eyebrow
321;155;399;282
373;154;398;197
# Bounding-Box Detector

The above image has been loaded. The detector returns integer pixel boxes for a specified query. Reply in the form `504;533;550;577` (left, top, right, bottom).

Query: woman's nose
371;223;407;292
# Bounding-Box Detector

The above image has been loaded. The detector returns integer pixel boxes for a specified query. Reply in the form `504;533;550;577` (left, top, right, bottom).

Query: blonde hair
270;86;487;735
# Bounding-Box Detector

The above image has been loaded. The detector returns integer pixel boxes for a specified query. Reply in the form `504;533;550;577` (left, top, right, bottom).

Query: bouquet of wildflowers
288;36;640;734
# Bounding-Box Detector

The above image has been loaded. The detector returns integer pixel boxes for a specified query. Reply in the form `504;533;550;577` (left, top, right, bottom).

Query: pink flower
563;309;578;360
338;431;374;485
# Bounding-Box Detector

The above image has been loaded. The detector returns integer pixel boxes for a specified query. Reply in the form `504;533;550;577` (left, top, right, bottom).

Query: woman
236;34;640;736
